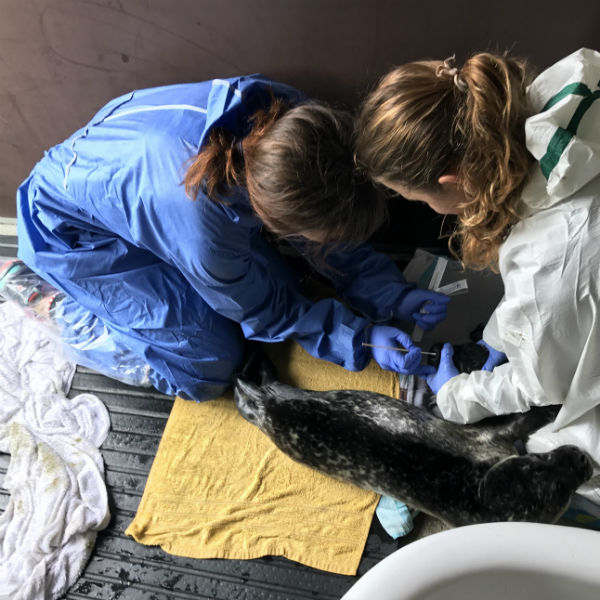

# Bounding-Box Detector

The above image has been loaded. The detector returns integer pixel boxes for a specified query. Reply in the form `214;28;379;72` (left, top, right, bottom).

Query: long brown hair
185;97;386;247
355;52;534;269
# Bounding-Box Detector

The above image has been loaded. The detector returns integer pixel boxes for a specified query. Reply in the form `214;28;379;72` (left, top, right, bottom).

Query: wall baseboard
0;217;17;236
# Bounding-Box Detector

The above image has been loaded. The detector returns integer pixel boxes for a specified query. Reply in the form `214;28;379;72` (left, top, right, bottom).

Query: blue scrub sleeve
115;181;372;371
181;236;373;371
294;241;415;323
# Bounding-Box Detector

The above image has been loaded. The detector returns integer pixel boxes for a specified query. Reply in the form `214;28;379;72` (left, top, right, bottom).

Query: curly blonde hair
355;52;534;270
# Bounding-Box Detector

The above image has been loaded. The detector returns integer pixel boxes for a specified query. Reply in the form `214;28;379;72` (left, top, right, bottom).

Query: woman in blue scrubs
13;75;449;401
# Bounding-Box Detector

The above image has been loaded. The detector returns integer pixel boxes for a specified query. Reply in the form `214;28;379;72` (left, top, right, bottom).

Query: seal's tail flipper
234;342;278;386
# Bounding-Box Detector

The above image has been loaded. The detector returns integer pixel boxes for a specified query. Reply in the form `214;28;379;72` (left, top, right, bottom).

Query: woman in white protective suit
355;47;600;505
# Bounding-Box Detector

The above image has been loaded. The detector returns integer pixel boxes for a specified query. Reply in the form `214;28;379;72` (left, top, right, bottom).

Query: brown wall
1;0;599;218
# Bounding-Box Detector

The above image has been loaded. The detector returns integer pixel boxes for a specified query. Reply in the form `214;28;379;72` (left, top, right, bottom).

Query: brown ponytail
184;97;289;201
186;96;387;246
356;52;534;270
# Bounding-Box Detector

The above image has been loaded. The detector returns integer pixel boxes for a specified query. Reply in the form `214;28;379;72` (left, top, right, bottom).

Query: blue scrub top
17;75;414;390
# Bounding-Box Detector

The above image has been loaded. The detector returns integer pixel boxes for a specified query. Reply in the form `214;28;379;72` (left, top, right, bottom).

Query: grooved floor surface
0;234;447;599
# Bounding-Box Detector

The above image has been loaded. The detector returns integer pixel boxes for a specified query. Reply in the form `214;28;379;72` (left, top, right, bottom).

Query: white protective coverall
436;48;600;503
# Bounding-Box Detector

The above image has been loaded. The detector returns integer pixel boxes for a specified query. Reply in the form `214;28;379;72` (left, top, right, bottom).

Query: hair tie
436;54;468;93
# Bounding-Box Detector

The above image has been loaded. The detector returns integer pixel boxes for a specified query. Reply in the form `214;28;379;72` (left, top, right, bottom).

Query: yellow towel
126;340;400;575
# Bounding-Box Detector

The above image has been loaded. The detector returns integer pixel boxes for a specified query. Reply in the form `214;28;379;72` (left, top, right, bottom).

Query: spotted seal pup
234;356;593;527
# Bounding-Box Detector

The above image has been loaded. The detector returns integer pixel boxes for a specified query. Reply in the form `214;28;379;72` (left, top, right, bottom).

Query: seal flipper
235;342;278;386
233;344;280;427
468;404;561;444
233;373;269;426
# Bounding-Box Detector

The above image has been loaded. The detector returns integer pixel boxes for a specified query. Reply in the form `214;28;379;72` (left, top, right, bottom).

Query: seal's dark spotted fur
234;356;592;527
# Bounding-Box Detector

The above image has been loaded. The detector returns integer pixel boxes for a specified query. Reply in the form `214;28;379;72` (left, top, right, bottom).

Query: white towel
0;301;110;600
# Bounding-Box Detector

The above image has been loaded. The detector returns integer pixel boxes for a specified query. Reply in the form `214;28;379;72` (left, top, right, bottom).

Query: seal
233;355;593;527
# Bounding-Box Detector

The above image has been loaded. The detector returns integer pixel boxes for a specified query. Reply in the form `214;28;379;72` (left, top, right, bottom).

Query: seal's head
480;445;593;522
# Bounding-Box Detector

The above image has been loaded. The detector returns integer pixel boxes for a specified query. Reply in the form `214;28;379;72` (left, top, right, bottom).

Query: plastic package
398;249;504;410
0;260;64;320
0;259;152;387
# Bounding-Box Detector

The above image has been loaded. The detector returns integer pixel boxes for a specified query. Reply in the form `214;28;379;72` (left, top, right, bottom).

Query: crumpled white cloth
0;301;110;600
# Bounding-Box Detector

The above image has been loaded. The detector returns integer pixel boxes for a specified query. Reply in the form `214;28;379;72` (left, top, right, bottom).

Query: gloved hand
396;289;451;330
477;339;507;371
367;325;435;376
426;343;459;394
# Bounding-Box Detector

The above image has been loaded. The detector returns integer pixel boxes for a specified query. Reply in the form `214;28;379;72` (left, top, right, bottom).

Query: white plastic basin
342;522;600;600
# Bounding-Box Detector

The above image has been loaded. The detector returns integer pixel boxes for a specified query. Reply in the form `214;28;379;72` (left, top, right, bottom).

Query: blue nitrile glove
396;289;451;330
477;339;507;371
426;343;460;394
368;325;435;376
